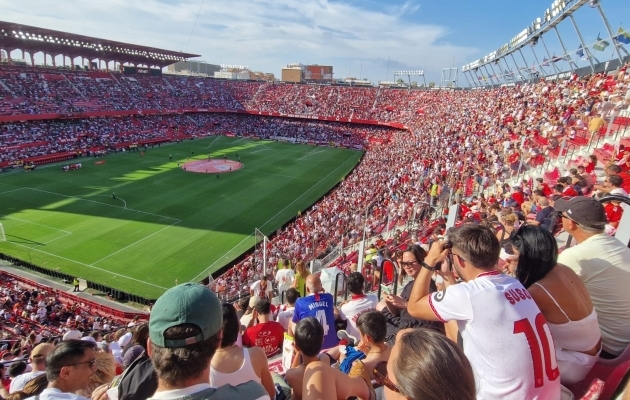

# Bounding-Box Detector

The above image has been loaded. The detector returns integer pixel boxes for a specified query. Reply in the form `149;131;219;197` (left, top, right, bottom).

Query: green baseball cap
149;283;222;348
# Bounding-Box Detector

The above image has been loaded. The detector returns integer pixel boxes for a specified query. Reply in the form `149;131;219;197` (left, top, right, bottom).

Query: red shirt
508;152;520;164
243;320;284;357
512;192;524;205
585;161;596;174
562;186;579;197
619;172;630;193
539;184;553;197
604;203;623;227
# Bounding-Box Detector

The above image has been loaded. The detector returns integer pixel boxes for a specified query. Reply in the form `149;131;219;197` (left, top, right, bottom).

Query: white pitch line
0;187;26;195
116;197;127;209
241;169;319;182
258;152;360;230
206;136;222;148
6;241;168;290
189;234;254;282
38;232;72;246
297;149;325;160
26;188;180;222
1;215;72;234
90;220;181;266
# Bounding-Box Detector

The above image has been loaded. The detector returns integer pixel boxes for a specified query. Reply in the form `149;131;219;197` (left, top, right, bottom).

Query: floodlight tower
393;70;426;88
441;68;458;88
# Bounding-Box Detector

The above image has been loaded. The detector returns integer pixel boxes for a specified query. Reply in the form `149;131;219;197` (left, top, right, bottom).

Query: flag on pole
551;54;566;63
576;45;585;58
613;27;630;44
542;58;550;66
593;35;610;51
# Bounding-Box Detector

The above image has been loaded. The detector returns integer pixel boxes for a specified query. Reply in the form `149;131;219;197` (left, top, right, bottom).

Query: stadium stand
1;53;630;399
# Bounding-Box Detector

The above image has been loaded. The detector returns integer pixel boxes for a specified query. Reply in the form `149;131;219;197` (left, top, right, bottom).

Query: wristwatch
421;261;437;272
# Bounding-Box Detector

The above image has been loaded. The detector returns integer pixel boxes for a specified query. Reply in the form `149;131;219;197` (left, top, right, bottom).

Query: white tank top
533;283;601;351
209;347;261;388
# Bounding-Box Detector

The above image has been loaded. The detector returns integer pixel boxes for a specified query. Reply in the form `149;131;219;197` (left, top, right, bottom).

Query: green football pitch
0;136;362;299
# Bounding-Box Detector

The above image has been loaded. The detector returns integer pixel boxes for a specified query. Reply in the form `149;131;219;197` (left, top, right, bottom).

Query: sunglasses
374;361;401;393
69;359;96;369
399;261;418;267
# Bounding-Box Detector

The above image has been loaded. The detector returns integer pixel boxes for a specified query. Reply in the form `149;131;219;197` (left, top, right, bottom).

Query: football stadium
1;0;630;397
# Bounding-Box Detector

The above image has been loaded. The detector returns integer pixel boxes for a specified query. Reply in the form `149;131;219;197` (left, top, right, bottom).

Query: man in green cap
146;283;269;400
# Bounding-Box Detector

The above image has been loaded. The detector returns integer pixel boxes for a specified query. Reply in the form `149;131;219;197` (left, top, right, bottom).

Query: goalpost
0;223;5;242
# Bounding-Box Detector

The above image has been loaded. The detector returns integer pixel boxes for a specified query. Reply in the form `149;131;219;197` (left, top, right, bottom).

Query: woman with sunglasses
508;225;601;385
376;245;440;343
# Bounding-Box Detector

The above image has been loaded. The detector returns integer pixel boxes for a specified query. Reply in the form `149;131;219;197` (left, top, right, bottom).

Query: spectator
289;275;337;350
291;261;309;297
145;283;269;399
284;317;373;400
34;339;97;400
242;299;284;357
10;343;53;394
556;196;630;358
8;374;48;400
407;224;561;398
275;261;295;297
375;327;476;400
376;245;439;343
249;277;273;300
337;272;378;341
509;225;601;384
528;196;555;232
210;304;274;399
276;288;299;331
76;352;116;398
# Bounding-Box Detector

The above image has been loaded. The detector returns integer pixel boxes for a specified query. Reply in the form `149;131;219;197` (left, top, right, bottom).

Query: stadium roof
0;20;200;68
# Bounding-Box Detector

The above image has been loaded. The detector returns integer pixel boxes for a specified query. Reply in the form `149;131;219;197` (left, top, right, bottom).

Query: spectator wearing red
536;178;553;197
606;165;630;193
511;187;524;206
243;298;284;357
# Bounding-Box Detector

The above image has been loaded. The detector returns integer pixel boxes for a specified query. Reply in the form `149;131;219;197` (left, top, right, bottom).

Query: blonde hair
76;352;116;397
295;261;308;278
502;213;518;226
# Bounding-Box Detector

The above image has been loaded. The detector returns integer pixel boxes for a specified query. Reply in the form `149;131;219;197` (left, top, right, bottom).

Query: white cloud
0;0;477;83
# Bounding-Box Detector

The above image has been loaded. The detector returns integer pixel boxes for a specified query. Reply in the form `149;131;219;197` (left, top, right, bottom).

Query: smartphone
380;284;390;296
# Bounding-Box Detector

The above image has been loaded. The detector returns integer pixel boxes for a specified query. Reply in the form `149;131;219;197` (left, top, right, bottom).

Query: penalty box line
6;240;169;290
25;188;181;222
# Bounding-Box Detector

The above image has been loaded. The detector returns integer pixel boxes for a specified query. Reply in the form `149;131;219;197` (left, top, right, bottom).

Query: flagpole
592;2;624;64
510;53;523;83
569;15;596;73
529;45;550;78
539;36;562;75
517;49;532;83
553;26;576;73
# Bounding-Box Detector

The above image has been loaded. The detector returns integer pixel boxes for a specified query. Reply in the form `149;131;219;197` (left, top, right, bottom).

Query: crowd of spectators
1;61;630;398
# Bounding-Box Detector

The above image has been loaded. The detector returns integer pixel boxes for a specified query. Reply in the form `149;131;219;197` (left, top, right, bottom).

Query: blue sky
1;0;628;85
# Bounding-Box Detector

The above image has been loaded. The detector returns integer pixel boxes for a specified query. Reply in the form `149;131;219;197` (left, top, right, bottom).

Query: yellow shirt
588;117;605;133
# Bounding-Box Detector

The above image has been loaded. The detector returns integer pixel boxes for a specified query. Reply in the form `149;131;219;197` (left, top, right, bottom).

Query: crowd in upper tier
0;61;630;399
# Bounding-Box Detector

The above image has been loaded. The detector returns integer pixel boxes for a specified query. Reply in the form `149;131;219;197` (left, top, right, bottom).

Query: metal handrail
333;272;348;305
377;257;400;300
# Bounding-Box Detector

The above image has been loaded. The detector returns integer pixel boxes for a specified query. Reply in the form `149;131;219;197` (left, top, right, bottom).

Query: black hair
9;361;26;378
346;272;365;295
448;224;500;270
294;317;323;357
46;339;97;381
285;288;299;305
609;175;623;188
356;310;386;343
220;303;239;348
511;225;557;288
255;298;271;315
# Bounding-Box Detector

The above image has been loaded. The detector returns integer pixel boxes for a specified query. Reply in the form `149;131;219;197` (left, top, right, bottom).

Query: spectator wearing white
250;277;273;300
28;339;97;400
556;196;630;359
10;343;54;394
337;272;378;341
275;262;295;297
407;224;561;399
276;288;299;331
508;225;601;384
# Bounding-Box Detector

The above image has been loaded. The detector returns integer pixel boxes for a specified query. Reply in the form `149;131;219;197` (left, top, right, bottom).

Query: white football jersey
429;271;560;400
339;294;379;339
